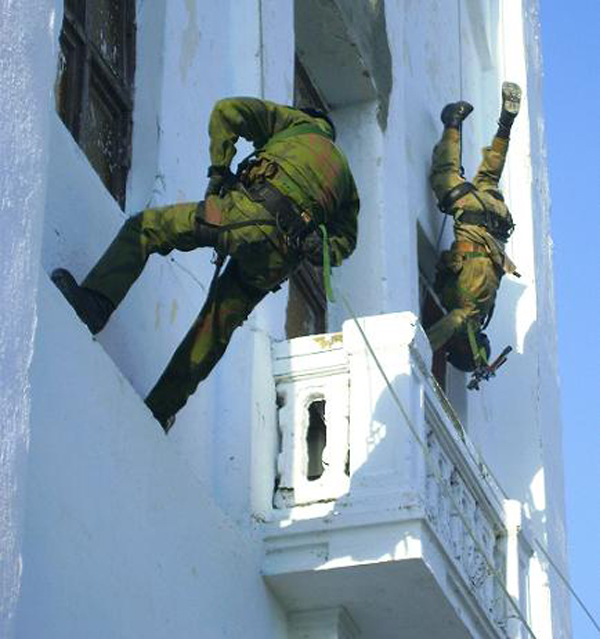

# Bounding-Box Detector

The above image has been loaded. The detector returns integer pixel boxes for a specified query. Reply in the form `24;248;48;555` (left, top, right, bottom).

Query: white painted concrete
17;276;287;638
0;2;59;637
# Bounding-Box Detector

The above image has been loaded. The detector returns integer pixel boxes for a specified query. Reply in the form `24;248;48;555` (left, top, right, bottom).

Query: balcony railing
263;312;533;639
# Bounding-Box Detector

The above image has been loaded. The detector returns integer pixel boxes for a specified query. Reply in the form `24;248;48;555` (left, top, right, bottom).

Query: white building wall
1;0;569;637
0;1;59;637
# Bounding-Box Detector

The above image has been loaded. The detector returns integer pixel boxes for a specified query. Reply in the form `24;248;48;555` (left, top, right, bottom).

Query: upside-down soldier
426;82;522;372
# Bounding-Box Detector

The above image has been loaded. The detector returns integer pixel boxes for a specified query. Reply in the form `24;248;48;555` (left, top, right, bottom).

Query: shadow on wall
315;285;544;561
294;0;392;128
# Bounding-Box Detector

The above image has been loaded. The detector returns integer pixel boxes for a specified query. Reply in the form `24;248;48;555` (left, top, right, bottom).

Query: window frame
56;1;136;209
286;57;329;339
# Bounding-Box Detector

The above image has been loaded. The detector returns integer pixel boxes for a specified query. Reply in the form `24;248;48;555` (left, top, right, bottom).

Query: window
419;272;448;390
306;400;326;481
418;225;448;390
285;58;328;339
55;0;136;209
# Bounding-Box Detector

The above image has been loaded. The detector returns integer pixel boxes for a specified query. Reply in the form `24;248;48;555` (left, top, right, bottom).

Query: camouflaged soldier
52;97;359;431
426;82;521;371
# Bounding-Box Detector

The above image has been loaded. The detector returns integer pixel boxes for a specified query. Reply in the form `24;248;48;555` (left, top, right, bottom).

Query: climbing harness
319;224;335;303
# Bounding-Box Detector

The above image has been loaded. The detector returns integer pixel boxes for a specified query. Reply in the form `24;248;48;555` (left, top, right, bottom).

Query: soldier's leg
426;308;470;352
472;136;509;190
82;202;210;308
429;128;464;202
430;101;473;204
473;82;521;189
144;259;268;426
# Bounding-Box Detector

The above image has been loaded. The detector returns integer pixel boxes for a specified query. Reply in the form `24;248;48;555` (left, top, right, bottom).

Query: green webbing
319;224;335;303
467;320;487;366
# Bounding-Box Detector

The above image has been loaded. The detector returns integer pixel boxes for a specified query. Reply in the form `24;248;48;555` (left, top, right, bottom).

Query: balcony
262;313;532;639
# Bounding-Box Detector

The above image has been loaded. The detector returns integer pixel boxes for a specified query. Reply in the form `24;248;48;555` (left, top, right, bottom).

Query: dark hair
447;331;491;372
299;107;336;140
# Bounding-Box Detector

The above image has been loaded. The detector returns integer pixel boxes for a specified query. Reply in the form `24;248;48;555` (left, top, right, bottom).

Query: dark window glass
306;400;327;481
287;57;328;339
55;1;136;209
419;272;448;390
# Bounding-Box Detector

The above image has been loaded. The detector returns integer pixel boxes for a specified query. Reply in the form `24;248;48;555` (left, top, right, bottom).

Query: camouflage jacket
208;97;360;266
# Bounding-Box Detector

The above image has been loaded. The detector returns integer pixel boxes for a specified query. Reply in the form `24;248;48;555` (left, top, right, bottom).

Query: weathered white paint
266;313;526;637
289;607;360;639
0;1;58;637
17;278;288;638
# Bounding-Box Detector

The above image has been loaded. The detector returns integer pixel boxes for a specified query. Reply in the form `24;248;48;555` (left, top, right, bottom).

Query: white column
289;607;360;639
0;0;58;637
342;312;426;496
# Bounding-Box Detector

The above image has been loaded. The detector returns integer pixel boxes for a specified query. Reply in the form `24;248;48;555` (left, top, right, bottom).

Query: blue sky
540;1;599;636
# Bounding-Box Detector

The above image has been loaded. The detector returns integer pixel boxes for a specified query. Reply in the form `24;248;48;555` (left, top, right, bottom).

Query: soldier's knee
194;221;221;248
123;211;144;233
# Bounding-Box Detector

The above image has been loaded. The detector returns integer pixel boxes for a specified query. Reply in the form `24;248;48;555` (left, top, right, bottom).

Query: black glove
303;231;325;267
205;165;235;198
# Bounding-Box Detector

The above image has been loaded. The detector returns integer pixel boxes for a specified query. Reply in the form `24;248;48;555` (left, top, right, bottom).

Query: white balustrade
266;312;532;638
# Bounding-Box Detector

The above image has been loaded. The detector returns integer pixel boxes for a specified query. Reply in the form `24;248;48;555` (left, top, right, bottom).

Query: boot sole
502;82;522;115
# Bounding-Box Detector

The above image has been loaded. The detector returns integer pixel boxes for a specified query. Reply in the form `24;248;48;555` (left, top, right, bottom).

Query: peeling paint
154;302;162;330
170;299;178;324
312;333;343;350
179;0;200;84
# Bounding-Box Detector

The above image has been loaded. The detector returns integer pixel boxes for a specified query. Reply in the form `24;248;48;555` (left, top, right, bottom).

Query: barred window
286;58;328;339
55;0;136;209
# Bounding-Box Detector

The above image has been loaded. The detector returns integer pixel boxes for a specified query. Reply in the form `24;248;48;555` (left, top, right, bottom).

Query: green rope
319;224;335;303
467;320;488;366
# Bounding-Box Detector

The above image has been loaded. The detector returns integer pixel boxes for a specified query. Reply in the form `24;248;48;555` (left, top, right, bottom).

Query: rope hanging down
338;288;538;638
168;225;598;636
337;286;599;637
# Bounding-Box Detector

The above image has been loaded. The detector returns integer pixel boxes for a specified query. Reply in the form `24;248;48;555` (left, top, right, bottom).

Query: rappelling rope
337;286;538;638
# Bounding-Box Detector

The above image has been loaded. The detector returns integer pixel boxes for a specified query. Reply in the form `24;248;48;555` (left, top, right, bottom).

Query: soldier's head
446;331;490;372
298;107;337;141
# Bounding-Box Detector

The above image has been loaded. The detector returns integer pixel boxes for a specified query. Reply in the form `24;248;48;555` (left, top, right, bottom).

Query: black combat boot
497;81;522;138
51;268;115;334
440;101;474;129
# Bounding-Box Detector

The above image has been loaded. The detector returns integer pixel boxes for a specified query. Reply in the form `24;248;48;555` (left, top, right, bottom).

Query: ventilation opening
306;400;326;481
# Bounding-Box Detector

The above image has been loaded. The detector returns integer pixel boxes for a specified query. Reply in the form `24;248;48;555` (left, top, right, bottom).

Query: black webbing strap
439;182;515;242
245;181;315;247
211;218;276;232
438;181;476;213
457;209;514;242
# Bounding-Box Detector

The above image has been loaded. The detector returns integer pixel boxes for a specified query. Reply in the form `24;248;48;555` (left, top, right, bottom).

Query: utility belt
456;209;515;243
439;181;515;242
243;179;316;251
451;240;489;259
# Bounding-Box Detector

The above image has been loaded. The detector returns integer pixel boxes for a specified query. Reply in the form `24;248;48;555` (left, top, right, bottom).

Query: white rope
339;289;538;638
534;540;600;634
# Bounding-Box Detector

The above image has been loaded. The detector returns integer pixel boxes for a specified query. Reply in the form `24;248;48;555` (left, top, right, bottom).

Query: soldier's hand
205;166;235;198
303;231;324;267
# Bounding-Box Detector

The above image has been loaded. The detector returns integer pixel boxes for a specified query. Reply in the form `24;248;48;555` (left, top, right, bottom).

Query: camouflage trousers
429;128;509;204
426;128;509;351
83;192;299;422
